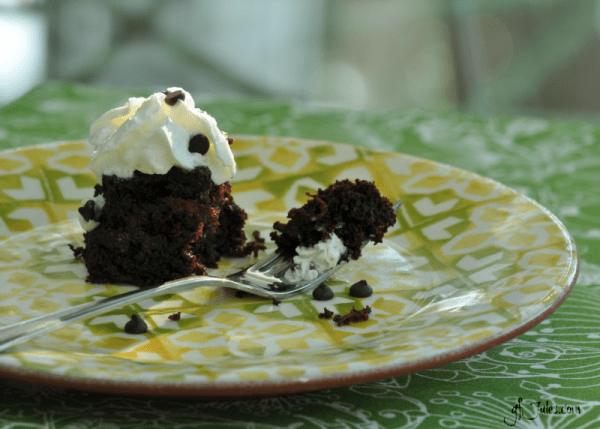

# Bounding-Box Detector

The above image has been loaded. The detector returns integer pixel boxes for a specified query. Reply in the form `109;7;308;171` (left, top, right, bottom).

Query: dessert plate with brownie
0;89;578;398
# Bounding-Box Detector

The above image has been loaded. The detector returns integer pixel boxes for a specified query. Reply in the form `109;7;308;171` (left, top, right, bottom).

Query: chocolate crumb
124;314;148;334
189;134;210;155
227;137;233;145
162;89;185;106
349;280;373;298
312;283;334;301
272;297;281;306
333;314;342;323
244;231;266;258
334;306;372;327
252;230;265;244
168;312;181;321
68;244;83;258
319;307;334;319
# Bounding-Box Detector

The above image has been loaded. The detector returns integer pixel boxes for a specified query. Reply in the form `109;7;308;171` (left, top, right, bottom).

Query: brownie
79;165;264;287
271;179;397;261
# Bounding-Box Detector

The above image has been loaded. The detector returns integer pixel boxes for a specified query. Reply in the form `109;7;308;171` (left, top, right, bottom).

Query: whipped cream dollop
88;87;235;185
284;234;347;282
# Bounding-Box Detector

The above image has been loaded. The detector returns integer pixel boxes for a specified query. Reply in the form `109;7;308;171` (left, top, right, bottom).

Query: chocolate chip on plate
349;280;373;298
189;134;210;155
124;314;148;334
93;183;103;197
312;283;334;301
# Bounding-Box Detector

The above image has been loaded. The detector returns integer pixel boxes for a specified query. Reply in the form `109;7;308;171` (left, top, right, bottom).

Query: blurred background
1;0;600;121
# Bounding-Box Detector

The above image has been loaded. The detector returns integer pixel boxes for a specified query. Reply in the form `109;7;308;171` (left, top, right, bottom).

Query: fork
0;200;401;353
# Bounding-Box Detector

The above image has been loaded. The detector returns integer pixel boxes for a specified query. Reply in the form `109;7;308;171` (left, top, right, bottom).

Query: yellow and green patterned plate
0;136;578;398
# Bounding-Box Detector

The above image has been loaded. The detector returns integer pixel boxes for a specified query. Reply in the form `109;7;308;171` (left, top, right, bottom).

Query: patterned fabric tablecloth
0;82;598;428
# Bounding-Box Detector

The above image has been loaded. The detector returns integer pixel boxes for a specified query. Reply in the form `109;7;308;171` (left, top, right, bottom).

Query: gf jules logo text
504;398;583;426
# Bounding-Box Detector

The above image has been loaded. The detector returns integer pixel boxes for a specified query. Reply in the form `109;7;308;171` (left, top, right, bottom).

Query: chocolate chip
227;137;233;145
78;200;96;222
189;134;210;155
168;312;181;321
162;89;185;106
349;280;373;298
312;283;334;301
93;184;102;197
124;314;147;334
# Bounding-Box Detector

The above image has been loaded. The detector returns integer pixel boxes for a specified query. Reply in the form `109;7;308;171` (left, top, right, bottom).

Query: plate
0;136;579;398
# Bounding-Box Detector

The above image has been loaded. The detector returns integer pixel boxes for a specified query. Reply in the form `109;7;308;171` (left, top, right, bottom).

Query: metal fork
0;200;401;353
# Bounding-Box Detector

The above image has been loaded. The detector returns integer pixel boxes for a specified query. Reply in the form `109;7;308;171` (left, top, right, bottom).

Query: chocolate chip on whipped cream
87;87;235;186
189;134;210;155
78;200;96;223
162;89;185;106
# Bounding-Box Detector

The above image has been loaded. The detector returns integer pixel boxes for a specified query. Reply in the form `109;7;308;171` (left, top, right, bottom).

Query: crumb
68;244;83;258
252;230;265;244
334;306;372;327
240;231;267;258
244;230;266;258
272;297;281;306
319;308;334;319
168;312;181;321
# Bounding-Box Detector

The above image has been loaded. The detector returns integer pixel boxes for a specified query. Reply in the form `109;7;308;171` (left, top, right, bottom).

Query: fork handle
0;276;237;353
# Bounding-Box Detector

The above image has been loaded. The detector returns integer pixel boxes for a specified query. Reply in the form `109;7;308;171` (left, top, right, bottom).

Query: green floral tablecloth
0;82;598;428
